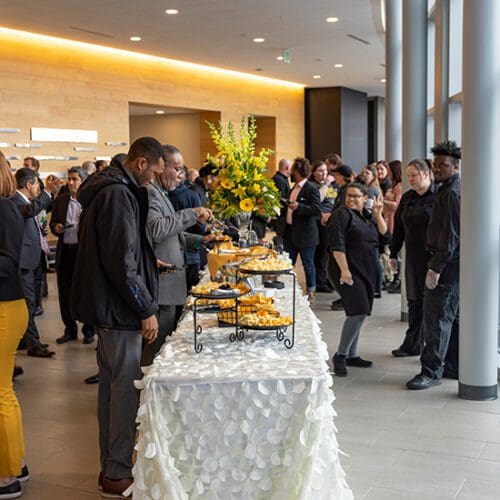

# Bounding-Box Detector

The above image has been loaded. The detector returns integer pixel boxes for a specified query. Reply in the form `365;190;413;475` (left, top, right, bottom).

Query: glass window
449;0;463;96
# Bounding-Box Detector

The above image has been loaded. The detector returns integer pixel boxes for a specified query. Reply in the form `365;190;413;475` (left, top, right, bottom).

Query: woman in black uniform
390;159;436;357
328;183;388;376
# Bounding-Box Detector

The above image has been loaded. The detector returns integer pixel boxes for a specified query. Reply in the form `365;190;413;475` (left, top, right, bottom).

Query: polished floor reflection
15;275;500;499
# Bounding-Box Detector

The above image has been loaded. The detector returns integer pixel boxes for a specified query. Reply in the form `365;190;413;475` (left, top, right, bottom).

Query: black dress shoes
333;353;347;377
346;356;373;367
56;334;77;344
34;306;44;316
330;299;344;311
85;373;99;384
406;374;442;390
0;480;22;499
83;335;95;345
392;348;420;357
443;368;459;380
12;365;24;379
27;347;55;358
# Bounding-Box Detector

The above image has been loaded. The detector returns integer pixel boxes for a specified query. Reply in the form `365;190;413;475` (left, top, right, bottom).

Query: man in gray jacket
143;153;213;365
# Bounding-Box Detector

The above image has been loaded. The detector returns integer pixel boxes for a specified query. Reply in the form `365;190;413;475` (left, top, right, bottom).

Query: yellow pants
0;298;28;477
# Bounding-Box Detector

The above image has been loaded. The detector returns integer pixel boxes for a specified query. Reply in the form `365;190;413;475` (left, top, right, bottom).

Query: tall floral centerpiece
206;116;281;220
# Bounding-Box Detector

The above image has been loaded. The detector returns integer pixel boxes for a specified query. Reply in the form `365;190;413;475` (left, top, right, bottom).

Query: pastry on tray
239;310;293;327
239;257;293;272
191;281;249;296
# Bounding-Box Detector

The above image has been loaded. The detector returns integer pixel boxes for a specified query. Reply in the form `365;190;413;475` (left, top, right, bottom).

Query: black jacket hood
78;159;137;208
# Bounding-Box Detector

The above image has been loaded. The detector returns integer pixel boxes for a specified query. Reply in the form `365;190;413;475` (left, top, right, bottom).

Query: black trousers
314;221;331;289
420;265;459;379
398;298;424;355
185;263;200;291
20;268;43;350
57;245;93;338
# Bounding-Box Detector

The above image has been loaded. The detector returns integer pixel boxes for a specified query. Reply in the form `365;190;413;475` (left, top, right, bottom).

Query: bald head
278;158;292;178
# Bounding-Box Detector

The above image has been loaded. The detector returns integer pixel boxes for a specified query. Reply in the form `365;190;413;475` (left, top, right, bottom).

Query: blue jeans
288;245;317;292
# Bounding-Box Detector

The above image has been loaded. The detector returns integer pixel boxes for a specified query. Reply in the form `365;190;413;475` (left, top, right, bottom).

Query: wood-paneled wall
0;30;304;173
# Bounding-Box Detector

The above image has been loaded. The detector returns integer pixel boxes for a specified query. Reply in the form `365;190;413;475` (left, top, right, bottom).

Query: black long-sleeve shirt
426;174;461;274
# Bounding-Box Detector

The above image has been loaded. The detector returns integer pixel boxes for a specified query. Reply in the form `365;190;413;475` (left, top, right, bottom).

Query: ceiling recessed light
334;63;344;68
156;110;165;114
276;55;284;61
313;75;321;79
130;36;141;42
380;78;387;83
326;17;339;23
253;37;265;43
165;9;178;15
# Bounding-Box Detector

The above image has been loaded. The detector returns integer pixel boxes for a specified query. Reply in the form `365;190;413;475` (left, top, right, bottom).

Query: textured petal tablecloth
132;275;353;500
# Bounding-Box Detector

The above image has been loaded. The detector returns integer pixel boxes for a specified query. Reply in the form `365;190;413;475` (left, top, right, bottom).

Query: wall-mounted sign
74;146;96;152
31;127;98;143
15;143;43;148
0;142;12;147
6;156;20;161
36;155;79;161
95;156;112;161
0;128;21;133
105;141;127;146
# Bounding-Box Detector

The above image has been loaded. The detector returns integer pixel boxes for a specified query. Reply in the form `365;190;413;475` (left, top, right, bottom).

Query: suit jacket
272;172;291;237
289;180;321;248
147;182;200;305
49;193;72;270
11;190;52;270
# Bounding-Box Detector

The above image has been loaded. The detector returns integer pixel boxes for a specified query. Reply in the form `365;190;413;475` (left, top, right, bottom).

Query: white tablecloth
132;276;352;499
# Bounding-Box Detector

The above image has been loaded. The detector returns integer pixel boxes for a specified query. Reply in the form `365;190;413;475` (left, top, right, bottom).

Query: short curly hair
292;157;312;179
431;140;461;163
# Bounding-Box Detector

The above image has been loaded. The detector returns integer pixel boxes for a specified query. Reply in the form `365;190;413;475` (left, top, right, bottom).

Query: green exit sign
282;48;291;64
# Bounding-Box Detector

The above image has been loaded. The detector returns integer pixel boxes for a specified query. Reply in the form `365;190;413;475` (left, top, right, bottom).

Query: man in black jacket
407;141;461;390
271;158;291;247
50;166;94;344
284;157;321;301
11;168;61;357
71;137;164;497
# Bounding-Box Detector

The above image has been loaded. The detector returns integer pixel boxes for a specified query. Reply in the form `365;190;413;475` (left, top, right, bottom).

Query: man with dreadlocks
406;140;461;390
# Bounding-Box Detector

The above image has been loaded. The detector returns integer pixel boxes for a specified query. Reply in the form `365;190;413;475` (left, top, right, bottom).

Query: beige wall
129;113;201;168
0;30;304;174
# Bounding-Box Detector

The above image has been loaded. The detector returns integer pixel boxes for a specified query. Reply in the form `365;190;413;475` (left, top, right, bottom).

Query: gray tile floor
14;275;500;499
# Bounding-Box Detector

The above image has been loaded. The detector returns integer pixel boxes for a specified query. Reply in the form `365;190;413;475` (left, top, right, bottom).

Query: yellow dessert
239;257;292;272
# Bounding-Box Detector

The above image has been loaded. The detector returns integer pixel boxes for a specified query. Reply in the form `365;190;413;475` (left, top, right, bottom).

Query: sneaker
346;356;373;367
406;374;442;390
0;480;22;499
17;465;29;482
332;353;347;377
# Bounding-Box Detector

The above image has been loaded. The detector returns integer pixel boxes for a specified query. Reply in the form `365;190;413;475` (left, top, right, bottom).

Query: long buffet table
131;274;353;499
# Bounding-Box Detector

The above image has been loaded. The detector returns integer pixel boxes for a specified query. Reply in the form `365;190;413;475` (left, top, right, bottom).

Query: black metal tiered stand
235;268;296;349
191;289;248;352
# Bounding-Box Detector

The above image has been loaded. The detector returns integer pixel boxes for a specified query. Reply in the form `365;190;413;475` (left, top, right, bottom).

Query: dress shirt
286;178;307;224
63;196;82;244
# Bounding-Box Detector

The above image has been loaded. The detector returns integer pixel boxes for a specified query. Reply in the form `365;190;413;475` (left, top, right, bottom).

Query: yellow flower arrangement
206;116;281;218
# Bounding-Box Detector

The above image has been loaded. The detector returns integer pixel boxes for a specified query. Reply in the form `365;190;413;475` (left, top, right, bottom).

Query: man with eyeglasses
142;144;213;366
406;140;461;390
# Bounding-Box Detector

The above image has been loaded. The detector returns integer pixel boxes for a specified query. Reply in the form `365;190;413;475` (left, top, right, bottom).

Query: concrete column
400;0;427;320
434;0;450;143
459;0;500;401
402;0;428;165
385;0;403;163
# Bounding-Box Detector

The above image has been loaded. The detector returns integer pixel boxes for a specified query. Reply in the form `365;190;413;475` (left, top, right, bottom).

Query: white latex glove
425;269;440;289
